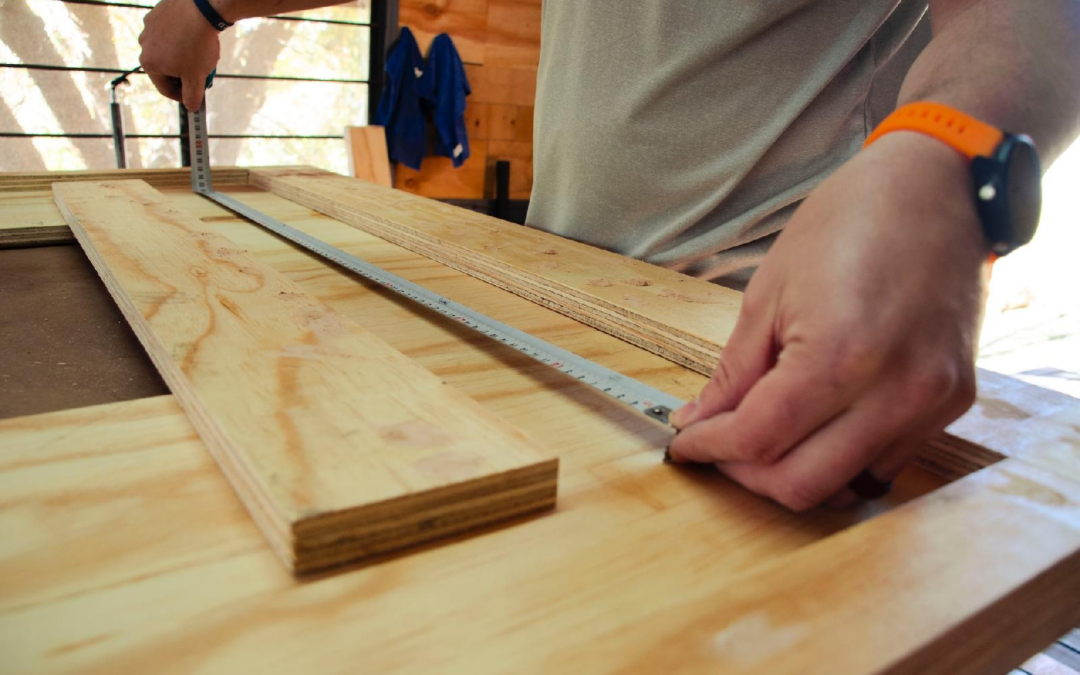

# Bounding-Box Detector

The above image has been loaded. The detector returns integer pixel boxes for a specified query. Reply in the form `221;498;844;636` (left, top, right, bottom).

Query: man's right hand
139;0;222;112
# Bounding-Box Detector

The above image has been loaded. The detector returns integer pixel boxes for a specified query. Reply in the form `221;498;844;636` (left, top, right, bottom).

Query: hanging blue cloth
372;27;427;171
417;33;471;168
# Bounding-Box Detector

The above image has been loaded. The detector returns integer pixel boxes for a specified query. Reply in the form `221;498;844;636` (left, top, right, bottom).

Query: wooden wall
395;0;541;200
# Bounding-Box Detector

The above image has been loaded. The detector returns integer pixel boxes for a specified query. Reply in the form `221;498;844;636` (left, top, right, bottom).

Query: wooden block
400;0;488;65
396;140;489;200
465;64;537;106
344;126;392;187
485;0;542;68
52;179;557;574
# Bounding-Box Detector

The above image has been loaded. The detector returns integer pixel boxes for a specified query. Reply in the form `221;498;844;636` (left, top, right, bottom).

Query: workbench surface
1;171;1079;675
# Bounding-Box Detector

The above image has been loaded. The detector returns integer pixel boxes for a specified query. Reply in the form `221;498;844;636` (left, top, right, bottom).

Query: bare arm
906;0;1080;164
139;0;354;110
668;0;1080;509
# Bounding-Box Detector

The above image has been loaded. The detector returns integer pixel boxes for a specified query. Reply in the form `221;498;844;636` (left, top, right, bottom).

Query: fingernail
668;400;697;429
663;446;682;464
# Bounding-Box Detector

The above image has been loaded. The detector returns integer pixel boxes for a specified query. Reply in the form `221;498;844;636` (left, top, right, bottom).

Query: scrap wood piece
52;179;557;574
248;168;1080;485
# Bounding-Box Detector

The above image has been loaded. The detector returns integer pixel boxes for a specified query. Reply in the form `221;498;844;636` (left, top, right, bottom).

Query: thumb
669;305;773;429
181;75;204;112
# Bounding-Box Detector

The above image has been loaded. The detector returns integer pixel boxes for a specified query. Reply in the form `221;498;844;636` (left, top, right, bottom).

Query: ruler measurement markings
186;102;682;425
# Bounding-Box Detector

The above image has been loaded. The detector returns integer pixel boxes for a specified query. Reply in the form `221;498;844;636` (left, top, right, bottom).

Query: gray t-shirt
525;0;931;289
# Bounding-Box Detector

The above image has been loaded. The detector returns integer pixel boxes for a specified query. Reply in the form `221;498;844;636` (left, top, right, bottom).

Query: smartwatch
864;102;1042;257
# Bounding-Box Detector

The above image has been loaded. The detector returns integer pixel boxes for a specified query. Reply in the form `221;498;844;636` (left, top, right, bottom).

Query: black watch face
1005;137;1042;246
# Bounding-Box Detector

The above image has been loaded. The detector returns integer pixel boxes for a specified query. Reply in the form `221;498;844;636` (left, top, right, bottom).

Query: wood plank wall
396;0;540;200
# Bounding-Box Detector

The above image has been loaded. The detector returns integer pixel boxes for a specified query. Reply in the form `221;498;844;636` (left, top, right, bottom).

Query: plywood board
344;126;392;187
4;180;1080;673
248;168;1080;483
52;179;557;574
0;168;249;248
1;399;1078;674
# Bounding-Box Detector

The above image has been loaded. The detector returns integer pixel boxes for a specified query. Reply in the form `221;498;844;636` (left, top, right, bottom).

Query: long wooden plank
1;397;1078;674
248;167;742;371
248;168;1080;483
0;168;249;248
5;184;1080;672
52;179;557;574
0;167;249;193
610;458;1080;675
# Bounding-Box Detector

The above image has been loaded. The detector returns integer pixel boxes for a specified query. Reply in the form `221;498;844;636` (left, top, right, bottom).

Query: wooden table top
1;174;1079;675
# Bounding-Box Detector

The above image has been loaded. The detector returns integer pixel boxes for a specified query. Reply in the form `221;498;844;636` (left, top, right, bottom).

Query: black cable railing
2;0;388;168
1;63;368;85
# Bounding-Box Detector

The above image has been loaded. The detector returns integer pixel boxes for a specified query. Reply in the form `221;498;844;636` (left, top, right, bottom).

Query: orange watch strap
864;102;1004;158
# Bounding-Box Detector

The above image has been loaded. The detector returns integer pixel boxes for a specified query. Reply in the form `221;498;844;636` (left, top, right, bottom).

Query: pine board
3;175;1080;673
248;168;1080;482
2;397;1078;674
0;166;249;193
52;179;557;574
0;168;248;247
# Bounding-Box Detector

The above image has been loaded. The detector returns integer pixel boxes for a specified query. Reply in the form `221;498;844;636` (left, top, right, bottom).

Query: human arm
138;0;354;111
667;0;1080;510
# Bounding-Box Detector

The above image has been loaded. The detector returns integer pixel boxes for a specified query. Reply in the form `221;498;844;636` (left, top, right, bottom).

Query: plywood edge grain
53;179;558;575
0;167;249;193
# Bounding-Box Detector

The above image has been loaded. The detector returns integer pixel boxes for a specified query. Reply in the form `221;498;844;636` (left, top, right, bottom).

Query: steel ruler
187;100;683;426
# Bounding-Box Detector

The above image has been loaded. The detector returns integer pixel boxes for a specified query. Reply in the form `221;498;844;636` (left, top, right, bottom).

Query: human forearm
900;0;1080;165
139;0;355;109
210;0;353;22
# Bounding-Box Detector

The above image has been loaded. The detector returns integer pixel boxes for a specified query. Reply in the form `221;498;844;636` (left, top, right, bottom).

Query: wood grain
484;0;542;68
0;167;248;193
395;140;489;199
248;168;1080;483
0;168;248;247
4;182;1080;673
465;63;537;106
344;126;392;187
399;0;488;65
52;179;557;574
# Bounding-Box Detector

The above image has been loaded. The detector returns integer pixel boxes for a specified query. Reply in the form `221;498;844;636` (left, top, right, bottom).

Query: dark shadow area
0;244;168;419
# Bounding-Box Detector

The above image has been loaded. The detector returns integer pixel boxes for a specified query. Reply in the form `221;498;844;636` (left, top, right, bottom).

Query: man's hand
667;131;989;511
138;0;222;111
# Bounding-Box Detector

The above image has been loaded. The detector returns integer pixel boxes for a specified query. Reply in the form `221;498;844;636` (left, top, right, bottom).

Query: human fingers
668;340;873;465
669;297;775;429
180;75;205;112
145;71;182;103
712;383;924;511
